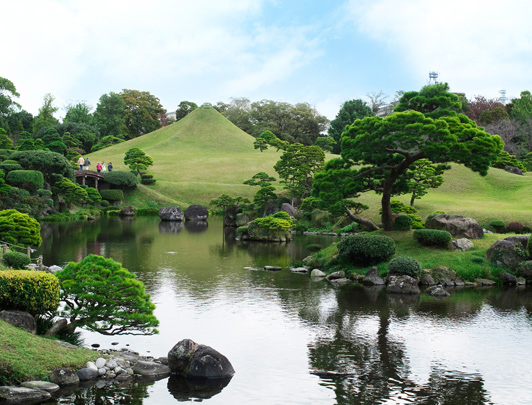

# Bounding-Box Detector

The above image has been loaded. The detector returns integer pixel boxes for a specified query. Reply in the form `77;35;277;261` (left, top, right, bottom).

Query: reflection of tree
59;379;151;404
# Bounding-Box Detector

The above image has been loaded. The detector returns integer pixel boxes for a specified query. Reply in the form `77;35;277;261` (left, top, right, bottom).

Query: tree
52;178;88;206
0;77;21;117
0;128;14;149
314;136;336;153
407;159;449;206
0;209;41;247
244;172;277;208
479;106;509;125
175;101;198;121
222;97;253;133
365;91;388;115
465;95;505;124
10;150;74;183
32;93;59;134
124;147;153;176
328;99;373;153
253;137;269;152
94;92;125;138
63;102;95;127
56;254;159;335
119;89;166;139
509;90;532;124
313;85;503;230
274;143;325;205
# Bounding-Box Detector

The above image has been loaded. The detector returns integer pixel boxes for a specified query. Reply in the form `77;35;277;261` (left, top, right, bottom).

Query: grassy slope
87;106;532;226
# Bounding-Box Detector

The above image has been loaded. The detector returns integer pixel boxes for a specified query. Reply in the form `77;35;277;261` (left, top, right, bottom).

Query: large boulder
185;205;209;221
486;238;527;270
386;275;420;295
131;360;171;379
0;386;51;403
362;267;385;286
49;368;79;386
452;238;474;251
0;310;36;334
235;213;250;227
280;203;297;219
425;214;483;239
504;166;524;175
168;339;235;379
159;206;184;221
119;205;136;217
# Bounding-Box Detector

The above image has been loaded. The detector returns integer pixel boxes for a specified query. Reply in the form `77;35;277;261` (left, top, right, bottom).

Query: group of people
77;156;113;174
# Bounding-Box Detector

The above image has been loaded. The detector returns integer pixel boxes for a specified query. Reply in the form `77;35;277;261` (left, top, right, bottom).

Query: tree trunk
410;194;415;207
381;179;394;231
344;207;379;231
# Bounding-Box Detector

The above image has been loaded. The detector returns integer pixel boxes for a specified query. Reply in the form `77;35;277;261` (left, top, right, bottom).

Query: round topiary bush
394;215;413;231
413;229;452;247
337;234;396;266
388;256;422;278
489;219;506;233
3;252;31;269
507;221;525;234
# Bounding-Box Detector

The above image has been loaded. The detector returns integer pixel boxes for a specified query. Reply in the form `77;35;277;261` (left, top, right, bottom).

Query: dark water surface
37;217;532;404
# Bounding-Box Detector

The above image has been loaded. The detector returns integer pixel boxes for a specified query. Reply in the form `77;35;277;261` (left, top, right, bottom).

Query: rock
20;381;59;393
428;266;457;283
425;214;483;239
91;343;100;348
44;318;67;336
386;275;420;295
310;269;326;278
517;277;527;285
184;205;209;221
326;271;345;281
280;203;297;219
486;239;527;270
98;368;106;376
168;339;235;379
263;266;282;271
159;206;184;221
426;285;450;298
501;272;517;285
504;166;524;175
49;368;79;386
504;235;530;249
106;359;118;369
86;362;98;371
0;386;51;403
362;267;384;286
77;367;99;381
452;238;474;251
475;278;497;286
235;213;250;227
48;265;62;273
290;267;309;273
420;273;436;286
0;310;36;334
119;205;136;216
328;278;352;287
132;360;171;378
223;206;238;227
95;358;106;369
455;279;465;287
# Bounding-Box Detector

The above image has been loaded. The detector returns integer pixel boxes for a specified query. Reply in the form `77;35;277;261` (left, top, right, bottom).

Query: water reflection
158;220;183;234
167;375;232;401
184;220;209;233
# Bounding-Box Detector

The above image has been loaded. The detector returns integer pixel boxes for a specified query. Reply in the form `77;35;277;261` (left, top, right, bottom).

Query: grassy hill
88;106;532;227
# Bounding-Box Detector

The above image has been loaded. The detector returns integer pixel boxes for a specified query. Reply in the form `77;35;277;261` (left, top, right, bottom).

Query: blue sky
3;0;532;119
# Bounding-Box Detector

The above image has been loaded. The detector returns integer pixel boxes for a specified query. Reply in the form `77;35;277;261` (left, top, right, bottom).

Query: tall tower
428;71;439;84
499;90;507;105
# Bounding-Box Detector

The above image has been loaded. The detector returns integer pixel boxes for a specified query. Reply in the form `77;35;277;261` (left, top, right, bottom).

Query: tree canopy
0;209;41;247
124;147;153;176
328;99;373;153
119;89;165;139
175;101;198;121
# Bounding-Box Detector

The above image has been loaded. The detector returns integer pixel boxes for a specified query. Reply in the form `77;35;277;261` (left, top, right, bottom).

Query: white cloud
344;0;532;100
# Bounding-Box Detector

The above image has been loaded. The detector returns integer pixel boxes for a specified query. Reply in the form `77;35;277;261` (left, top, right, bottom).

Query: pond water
36;217;532;405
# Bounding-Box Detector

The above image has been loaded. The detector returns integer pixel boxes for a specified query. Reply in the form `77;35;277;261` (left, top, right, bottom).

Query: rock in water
184;205;209;221
159;206;184;221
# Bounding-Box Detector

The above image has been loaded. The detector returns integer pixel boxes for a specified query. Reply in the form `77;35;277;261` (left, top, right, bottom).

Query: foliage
209;194;251;213
85;187;102;204
0;209;41;247
489;219;506;233
253;212;293;231
0;77;21;116
32;93;59;134
312;83;503;230
6;170;44;192
0;270;60;314
56;254;159;335
479;106;509;125
0;128;14;149
63;102;94;126
337;234;396;266
509;90;532;124
103;171;138;188
492;150;527;172
99;189;124;201
52;178;88;205
407;159;449;206
328;99;373;154
413;229;452;247
313;136;336;153
236;226;248;236
140;174;156;185
507;221;525;234
305;244;323;252
10;150;74;183
175;101;198;121
119;89;166;139
244;172;277;208
2;252;31;269
394;215;413;231
91;135;124;152
465;95;505;124
388;256;422;278
124;147;154;176
408;214;424;229
94;92;125;138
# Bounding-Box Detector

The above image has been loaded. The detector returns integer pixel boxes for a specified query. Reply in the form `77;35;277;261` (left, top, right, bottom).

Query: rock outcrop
0;311;36;334
184;205;209;221
425;214;483;239
159;206;184;221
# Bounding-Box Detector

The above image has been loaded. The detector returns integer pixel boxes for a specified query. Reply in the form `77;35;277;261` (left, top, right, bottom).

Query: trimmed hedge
388;256;422;278
337;234;396;266
99;189;124;202
489;219;506;233
413;229;452;247
0;270;60;314
140;174;156;185
394;215;412;231
3;252;31;269
6;170;44;192
103;171;138;188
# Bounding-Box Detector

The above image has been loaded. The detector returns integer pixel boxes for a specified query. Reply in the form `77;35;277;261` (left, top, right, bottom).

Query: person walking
96;162;102;173
84;157;91;170
108;162;113;172
102;162;107;175
77;155;84;170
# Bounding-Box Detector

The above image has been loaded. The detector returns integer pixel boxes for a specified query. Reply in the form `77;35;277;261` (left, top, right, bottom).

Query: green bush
489;219;506;233
6;170;44;192
103;171;138;189
0;270;60;314
337;234;396;266
140;174;156;185
306;244;322;252
527;237;532;259
0;209;42;247
99;189;124;202
394;215;412;231
3;252;31;269
37;189;52;198
100;200;110;207
517;260;532;277
408;214;424;229
388;256;422;278
136;208;159;216
413;229;452;247
236;226;248;236
338;223;358;233
85;187;101;204
254;214;293;231
0;160;22;172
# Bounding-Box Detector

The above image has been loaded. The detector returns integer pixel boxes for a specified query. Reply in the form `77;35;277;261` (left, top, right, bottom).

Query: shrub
306;244;322;252
100;200;110;207
489;219;506;233
254;214;292;231
140;174;156;185
0;270;60;314
338;223;358;233
85;187;102;204
292;224;308;233
3;252;31;269
0;209;42;247
388;256;422;278
99;189;124;202
37;189;52;198
337;234;396;266
136;208;159;216
413;229;452;247
104;171;139;189
507;221;525;234
408;214;424;229
0;160;22;172
236;226;248;236
394;215;412;231
6;170;44;192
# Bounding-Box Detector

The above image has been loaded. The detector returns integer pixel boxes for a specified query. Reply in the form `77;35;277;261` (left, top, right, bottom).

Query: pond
36;217;532;404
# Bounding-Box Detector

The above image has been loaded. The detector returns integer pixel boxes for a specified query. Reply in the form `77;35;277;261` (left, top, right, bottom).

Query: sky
3;0;532;120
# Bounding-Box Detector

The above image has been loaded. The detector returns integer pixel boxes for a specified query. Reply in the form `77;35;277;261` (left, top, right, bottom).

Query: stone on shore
0;386;51;403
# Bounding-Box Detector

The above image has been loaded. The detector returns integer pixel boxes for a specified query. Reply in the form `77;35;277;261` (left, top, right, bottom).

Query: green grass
0;320;96;385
